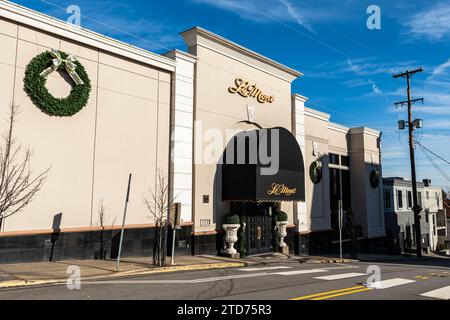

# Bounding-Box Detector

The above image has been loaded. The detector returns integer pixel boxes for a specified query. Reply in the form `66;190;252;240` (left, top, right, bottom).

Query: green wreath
309;160;323;184
24;50;91;117
370;169;380;188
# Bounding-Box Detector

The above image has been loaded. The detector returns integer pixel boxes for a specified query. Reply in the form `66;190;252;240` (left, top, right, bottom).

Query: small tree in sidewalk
143;170;176;266
0;104;50;227
95;200;117;260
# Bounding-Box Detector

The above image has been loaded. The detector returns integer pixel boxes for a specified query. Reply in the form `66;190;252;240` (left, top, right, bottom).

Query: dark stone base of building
0;224;391;264
294;231;389;257
0;225;193;264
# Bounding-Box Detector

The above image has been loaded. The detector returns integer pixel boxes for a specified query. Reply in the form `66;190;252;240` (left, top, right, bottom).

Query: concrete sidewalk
0;255;247;289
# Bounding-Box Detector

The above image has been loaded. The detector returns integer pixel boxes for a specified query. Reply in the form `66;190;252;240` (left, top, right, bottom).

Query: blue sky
11;0;450;191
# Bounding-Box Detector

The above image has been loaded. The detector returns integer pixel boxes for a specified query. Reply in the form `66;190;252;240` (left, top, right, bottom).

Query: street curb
0;262;245;289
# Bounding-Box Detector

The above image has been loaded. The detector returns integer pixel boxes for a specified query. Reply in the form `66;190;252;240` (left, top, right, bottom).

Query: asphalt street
0;258;449;300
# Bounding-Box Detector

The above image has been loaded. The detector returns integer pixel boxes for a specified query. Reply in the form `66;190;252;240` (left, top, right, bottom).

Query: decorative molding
304;107;330;122
0;1;176;72
328;122;349;134
181;26;302;80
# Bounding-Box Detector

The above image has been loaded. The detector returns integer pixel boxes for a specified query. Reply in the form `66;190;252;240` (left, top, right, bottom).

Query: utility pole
393;68;424;258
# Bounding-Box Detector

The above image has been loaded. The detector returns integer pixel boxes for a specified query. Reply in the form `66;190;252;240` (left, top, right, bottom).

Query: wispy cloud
279;0;314;33
343;58;419;76
190;0;315;32
368;79;382;95
418;106;450;115
32;0;182;52
428;58;450;80
403;3;450;42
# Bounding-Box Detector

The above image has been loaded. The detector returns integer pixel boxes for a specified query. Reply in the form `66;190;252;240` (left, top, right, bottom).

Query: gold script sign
267;183;297;196
228;78;275;104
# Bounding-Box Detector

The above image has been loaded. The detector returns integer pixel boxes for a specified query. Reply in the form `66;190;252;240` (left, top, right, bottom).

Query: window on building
329;167;351;231
433;215;436;236
426;191;429;200
407;191;413;209
341;155;350;167
436;192;439;206
329;153;340;165
341;170;351;210
329;168;341;211
384;189;391;209
397;190;403;209
417;192;422;208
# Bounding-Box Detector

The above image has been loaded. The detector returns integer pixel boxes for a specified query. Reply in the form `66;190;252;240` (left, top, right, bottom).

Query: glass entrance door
246;207;272;255
230;202;273;255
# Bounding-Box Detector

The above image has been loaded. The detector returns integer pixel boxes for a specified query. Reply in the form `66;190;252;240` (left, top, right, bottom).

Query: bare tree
0;104;50;226
95;200;117;260
143;170;176;266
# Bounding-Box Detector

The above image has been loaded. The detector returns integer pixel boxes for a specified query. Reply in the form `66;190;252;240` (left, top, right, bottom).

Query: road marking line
290;285;367;300
420;286;450;300
312;287;371;300
273;269;328;276
314;272;367;280
84;272;271;285
366;278;416;289
191;273;269;283
237;266;292;272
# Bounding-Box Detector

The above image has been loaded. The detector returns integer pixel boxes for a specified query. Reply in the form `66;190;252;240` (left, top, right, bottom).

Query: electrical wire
416;141;450;165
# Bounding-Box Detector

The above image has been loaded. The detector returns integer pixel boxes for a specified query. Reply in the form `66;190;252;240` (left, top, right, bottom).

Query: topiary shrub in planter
223;213;240;225
277;211;288;222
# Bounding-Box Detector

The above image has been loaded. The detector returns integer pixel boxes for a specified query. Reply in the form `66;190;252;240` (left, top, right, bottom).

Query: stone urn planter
223;223;241;255
276;220;288;247
276;211;289;254
223;213;241;257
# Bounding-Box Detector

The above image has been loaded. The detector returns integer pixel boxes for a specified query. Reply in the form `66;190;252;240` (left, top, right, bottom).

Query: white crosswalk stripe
237;266;292;272
273;269;328;276
420;286;450;300
366;278;416;289
313;272;367;280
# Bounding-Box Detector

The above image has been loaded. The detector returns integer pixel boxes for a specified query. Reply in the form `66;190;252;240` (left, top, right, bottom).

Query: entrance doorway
231;202;274;255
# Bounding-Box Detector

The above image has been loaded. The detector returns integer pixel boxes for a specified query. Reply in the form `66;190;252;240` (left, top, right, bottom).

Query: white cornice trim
0;1;176;72
181;26;302;80
163;49;198;64
329;122;349;134
304;107;330;122
293;93;309;103
349;126;380;137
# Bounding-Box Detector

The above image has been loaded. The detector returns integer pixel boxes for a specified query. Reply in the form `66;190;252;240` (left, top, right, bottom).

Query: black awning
222;127;305;202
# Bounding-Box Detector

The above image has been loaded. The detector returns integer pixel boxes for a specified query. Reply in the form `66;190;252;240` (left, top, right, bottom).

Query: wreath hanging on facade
370;169;380;188
309;159;323;184
24;49;91;117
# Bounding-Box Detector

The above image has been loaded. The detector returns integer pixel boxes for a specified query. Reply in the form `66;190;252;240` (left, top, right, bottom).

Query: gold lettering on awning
267;183;297;196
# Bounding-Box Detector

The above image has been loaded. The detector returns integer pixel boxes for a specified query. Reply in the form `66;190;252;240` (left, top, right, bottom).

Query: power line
39;0;173;52
416;141;450;165
418;144;450;191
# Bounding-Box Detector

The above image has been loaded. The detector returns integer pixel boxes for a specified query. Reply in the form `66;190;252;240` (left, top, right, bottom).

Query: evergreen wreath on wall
24;50;91;117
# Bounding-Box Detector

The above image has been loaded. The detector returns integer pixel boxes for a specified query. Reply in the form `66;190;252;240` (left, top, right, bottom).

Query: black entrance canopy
222;127;305;202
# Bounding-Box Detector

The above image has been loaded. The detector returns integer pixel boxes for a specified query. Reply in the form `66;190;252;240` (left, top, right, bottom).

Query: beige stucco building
0;2;385;263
